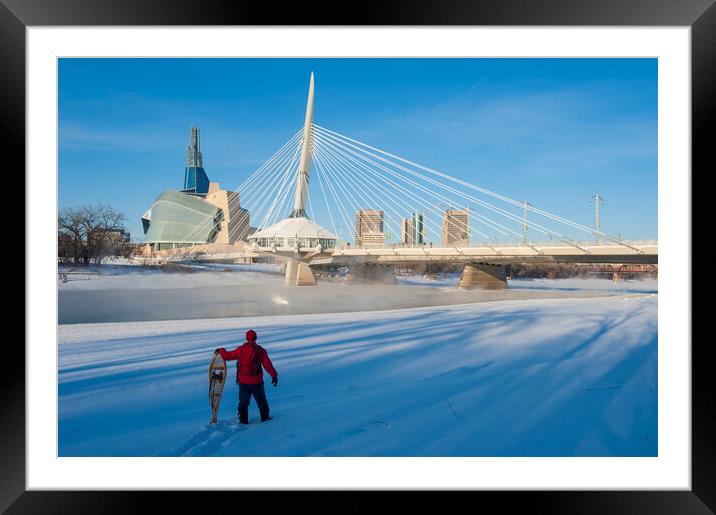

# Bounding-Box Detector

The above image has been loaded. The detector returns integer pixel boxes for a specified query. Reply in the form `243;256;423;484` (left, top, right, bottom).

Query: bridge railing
345;239;657;250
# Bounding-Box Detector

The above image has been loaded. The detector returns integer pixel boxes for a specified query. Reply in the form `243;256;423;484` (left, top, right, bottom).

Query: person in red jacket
215;329;278;424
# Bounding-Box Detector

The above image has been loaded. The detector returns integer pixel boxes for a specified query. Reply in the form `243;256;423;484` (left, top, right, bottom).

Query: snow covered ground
509;276;658;293
398;274;658;293
58;293;657;457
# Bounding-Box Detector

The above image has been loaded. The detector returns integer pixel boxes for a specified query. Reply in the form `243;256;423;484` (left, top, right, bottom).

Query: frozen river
57;264;657;324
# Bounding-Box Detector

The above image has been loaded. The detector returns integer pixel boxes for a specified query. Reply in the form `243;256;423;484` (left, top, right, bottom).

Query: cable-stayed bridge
155;73;657;288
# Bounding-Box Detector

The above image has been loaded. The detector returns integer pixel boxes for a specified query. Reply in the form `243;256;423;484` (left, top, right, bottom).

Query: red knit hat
246;329;257;342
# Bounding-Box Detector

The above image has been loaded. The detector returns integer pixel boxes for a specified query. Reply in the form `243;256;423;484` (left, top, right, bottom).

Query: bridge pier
285;259;316;286
346;264;396;285
459;263;507;290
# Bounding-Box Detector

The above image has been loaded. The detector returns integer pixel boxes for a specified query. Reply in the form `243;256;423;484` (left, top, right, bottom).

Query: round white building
249;216;337;252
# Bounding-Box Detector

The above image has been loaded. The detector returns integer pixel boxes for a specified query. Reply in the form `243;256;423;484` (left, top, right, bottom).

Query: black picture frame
3;0;713;512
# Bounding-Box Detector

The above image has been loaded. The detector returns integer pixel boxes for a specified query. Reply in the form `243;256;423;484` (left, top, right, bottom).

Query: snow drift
58;294;657;457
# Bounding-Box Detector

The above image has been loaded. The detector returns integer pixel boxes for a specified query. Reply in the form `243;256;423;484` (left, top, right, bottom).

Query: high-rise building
355;209;384;246
442;208;470;246
402;212;425;245
182;127;211;196
401;218;412;245
411;212;425;244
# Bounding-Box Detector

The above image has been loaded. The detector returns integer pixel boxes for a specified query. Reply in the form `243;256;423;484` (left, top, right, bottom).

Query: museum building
141;127;252;251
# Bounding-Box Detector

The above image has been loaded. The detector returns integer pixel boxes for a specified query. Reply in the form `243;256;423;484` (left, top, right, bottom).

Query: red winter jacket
218;341;278;385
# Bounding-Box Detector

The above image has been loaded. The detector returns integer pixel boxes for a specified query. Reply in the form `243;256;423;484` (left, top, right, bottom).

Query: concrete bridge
153;239;658;289
155;73;657;290
264;241;656;288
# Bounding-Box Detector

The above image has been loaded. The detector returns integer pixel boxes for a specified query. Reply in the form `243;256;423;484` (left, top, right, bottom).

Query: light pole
589;194;605;242
522;200;531;245
335;225;345;245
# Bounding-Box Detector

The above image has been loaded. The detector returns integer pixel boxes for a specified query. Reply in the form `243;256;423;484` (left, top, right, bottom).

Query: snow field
58;294;657;457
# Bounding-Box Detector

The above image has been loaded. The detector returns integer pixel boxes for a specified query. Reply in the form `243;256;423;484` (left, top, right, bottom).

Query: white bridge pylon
163;73;657;288
288;72;314;219
247;71;339;285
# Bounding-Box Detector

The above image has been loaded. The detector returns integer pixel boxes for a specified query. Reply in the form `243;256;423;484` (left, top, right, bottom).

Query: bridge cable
314;124;643;252
314;142;461;246
312;150;355;244
313;128;595;253
313;131;521;242
314;139;494;246
312;147;339;241
313;144;408;244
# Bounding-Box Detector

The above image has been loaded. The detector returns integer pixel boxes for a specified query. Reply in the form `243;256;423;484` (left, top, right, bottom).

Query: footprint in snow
167;419;250;457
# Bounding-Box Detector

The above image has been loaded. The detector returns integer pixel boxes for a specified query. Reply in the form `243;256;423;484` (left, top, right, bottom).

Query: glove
272;376;278;387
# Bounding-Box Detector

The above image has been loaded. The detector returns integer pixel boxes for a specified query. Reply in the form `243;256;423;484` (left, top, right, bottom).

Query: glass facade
253;236;336;249
182;166;210;195
182;127;210;195
411;212;425;244
248;217;338;251
143;190;222;245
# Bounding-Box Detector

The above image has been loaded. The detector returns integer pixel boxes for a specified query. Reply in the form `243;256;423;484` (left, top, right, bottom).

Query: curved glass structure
143;190;222;249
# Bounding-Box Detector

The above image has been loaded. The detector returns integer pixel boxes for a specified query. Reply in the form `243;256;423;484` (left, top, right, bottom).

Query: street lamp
589;194;605;243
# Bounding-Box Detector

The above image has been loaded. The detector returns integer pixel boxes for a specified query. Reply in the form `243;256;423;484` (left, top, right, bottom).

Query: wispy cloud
362;83;656;181
58;124;177;152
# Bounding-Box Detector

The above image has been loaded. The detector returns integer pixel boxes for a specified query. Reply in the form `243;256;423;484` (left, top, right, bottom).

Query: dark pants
238;382;270;423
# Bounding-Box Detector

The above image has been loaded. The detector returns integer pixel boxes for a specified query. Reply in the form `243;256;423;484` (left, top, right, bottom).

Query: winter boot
238;408;249;425
258;401;271;422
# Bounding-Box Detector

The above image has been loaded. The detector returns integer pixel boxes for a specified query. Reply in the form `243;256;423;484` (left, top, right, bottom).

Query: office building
442;208;470;246
355;209;384;246
402;212;425;245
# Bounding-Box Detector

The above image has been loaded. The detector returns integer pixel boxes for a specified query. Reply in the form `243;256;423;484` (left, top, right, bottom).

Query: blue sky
58;58;657;242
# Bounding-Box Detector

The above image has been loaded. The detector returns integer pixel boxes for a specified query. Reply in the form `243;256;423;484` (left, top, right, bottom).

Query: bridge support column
285;259;316;286
459;263;507;290
346;264;396;285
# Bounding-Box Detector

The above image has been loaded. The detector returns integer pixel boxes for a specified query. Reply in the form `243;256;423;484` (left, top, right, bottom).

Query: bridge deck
313;245;657;265
173;242;657;266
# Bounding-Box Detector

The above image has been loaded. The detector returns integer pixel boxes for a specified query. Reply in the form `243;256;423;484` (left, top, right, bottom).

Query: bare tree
58;207;87;264
58;205;127;265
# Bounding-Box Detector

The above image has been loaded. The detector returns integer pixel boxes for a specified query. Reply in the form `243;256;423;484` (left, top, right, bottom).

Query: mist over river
58;264;656;324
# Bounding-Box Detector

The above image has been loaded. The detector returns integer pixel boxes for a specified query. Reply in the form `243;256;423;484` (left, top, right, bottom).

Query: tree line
395;262;656;280
58;205;133;265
